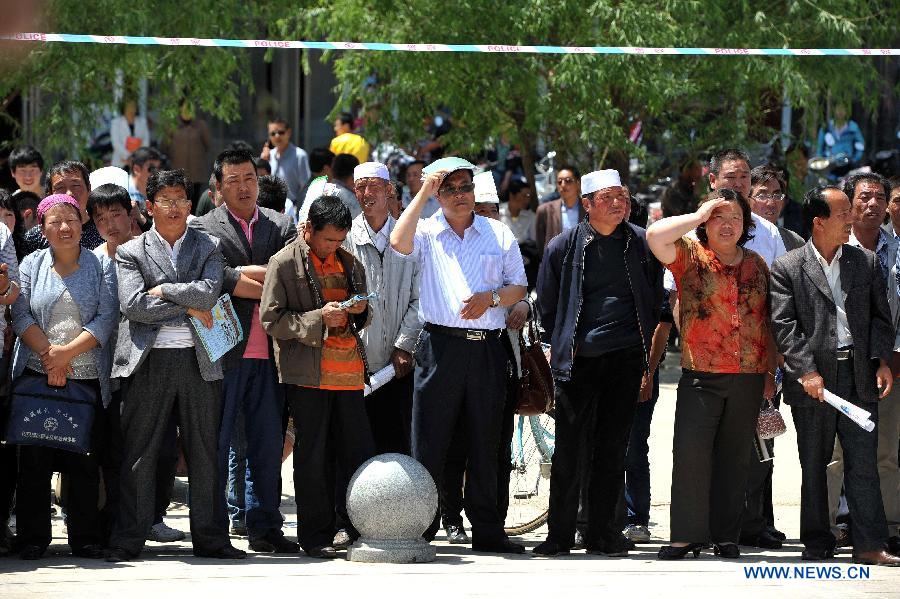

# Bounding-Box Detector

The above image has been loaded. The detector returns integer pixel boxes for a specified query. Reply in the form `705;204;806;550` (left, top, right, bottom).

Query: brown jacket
535;199;585;255
260;236;371;387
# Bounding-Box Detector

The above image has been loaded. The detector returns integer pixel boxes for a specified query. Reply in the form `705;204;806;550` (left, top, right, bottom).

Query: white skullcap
473;171;499;204
353;161;390;182
89;166;129;191
581;169;622;195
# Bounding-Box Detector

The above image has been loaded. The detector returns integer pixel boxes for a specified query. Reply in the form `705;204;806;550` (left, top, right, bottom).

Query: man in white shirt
390;157;527;554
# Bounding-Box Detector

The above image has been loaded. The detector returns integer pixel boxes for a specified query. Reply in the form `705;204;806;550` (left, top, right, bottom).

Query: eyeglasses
558;177;577;185
153;198;192;210
269;129;287;137
438;183;475;196
752;193;785;202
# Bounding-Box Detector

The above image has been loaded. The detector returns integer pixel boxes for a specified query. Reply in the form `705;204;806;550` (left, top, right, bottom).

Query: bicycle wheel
504;412;555;535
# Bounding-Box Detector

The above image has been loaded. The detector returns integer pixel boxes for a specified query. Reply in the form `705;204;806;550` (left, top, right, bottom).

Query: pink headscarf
37;194;83;224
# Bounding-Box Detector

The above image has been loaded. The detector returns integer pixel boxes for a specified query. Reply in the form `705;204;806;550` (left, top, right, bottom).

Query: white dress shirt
151;227;195;349
499;204;537;244
400;212;527;330
810;243;852;349
744;212;787;267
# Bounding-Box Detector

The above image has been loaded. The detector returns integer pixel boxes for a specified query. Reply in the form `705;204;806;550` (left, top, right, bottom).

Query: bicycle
504;410;555;535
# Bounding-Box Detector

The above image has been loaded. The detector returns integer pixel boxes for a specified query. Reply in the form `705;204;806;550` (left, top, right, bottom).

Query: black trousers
365;373;414;456
287;386;375;551
670;370;763;544
546;346;643;549
740;393;781;539
791;359;888;553
412;329;508;544
16;375;103;550
110;349;227;556
100;389;178;542
0;442;15;526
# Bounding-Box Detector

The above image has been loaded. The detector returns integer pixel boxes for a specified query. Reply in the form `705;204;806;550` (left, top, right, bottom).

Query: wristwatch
490;289;501;308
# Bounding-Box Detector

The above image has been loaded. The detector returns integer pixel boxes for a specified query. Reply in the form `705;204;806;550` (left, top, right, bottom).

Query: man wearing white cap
390;156;528;554
473;171;501;220
347;162;422;456
535;169;665;556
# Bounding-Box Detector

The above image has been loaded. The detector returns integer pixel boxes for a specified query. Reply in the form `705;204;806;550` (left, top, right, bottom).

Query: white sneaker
148;522;186;542
623;524;651;543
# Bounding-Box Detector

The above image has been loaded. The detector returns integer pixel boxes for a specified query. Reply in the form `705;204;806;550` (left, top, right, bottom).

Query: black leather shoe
193;544;247;559
19;545;46;560
586;535;630;557
739;531;783;549
249;532;300;553
72;544;106;559
887;536;900;556
306;545;339;559
532;540;570;557
766;526;787;541
445;525;469;545
472;538;526;554
105;546;133;562
658;543;703;560
713;543;741;559
801;547;835;561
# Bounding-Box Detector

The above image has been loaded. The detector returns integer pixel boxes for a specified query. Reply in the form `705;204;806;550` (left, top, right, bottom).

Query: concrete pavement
1;353;898;597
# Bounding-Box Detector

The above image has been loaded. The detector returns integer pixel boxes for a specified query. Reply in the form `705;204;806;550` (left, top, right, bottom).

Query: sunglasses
438;183;475;196
269;129;287;137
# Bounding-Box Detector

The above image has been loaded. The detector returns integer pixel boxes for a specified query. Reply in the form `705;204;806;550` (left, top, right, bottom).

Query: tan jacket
260;237;371;387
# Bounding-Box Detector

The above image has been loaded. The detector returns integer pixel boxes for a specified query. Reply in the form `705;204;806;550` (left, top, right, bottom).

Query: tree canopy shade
2;0;898;175
275;0;900;177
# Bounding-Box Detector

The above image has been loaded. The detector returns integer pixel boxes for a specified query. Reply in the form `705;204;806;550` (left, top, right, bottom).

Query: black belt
424;322;503;341
836;346;853;361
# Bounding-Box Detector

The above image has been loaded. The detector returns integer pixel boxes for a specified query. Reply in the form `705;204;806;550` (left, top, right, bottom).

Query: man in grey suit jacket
106;170;243;562
191;148;298;553
770;184;900;566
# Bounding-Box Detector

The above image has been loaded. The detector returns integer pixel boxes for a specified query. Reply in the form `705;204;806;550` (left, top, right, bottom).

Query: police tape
4;33;899;56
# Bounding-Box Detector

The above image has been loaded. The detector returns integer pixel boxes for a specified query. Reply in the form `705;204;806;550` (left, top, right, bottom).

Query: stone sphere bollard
346;453;437;563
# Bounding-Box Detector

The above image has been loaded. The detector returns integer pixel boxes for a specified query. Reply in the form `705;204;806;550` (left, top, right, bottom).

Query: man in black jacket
534;169;664;556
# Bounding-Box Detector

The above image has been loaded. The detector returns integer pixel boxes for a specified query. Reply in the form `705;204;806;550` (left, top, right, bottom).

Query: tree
277;0;900;192
0;1;302;162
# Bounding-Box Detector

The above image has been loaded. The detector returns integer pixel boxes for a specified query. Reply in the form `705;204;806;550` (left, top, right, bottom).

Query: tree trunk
518;128;539;211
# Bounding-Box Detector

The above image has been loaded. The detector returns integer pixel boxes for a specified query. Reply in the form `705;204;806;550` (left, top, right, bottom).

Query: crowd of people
0;122;897;569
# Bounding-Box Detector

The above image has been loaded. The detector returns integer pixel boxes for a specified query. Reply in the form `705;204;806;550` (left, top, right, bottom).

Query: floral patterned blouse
668;237;770;374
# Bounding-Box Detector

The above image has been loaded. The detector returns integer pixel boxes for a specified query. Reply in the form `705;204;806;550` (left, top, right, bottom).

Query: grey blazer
770;241;894;407
190;205;296;371
113;227;226;381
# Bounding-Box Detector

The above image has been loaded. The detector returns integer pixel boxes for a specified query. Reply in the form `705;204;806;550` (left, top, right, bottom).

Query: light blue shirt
268;143;311;202
401;212;527;330
560;201;579;231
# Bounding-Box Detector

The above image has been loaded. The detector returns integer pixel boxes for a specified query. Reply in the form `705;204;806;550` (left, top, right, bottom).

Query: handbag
514;300;555;416
2;374;97;454
756;398;786;439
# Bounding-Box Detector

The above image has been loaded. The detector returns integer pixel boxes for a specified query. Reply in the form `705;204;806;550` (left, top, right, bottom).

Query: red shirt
669;237;770;374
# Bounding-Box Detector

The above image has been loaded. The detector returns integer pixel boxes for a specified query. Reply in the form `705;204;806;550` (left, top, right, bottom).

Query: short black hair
308;195;352;232
309;148;336;174
337;112;354;127
557;164;581;179
750;165;786;194
226;139;255;154
695;188;755;247
146;169;189;204
268;116;291;129
9;145;44;171
131;146;162;167
44;160;90;196
214;148;255;183
0;189;16;219
257;175;288;212
87;183;132;218
843;172;891;203
252;157;272;175
802;185;843;235
628;195;649;228
508;177;529;196
13;190;40;215
709;148;751;176
331;153;359;181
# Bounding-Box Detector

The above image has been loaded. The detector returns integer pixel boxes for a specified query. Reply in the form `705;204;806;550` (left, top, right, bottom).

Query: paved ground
1;354;898;597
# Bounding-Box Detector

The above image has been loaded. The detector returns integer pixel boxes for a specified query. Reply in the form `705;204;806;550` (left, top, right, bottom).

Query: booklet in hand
188;294;244;363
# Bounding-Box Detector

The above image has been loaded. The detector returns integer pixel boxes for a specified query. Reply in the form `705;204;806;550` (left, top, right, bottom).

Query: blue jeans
624;372;659;527
218;359;285;540
226;402;248;527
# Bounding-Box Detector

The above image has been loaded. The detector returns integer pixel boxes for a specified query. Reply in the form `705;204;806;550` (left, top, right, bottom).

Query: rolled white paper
364;364;396;397
822;389;876;432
